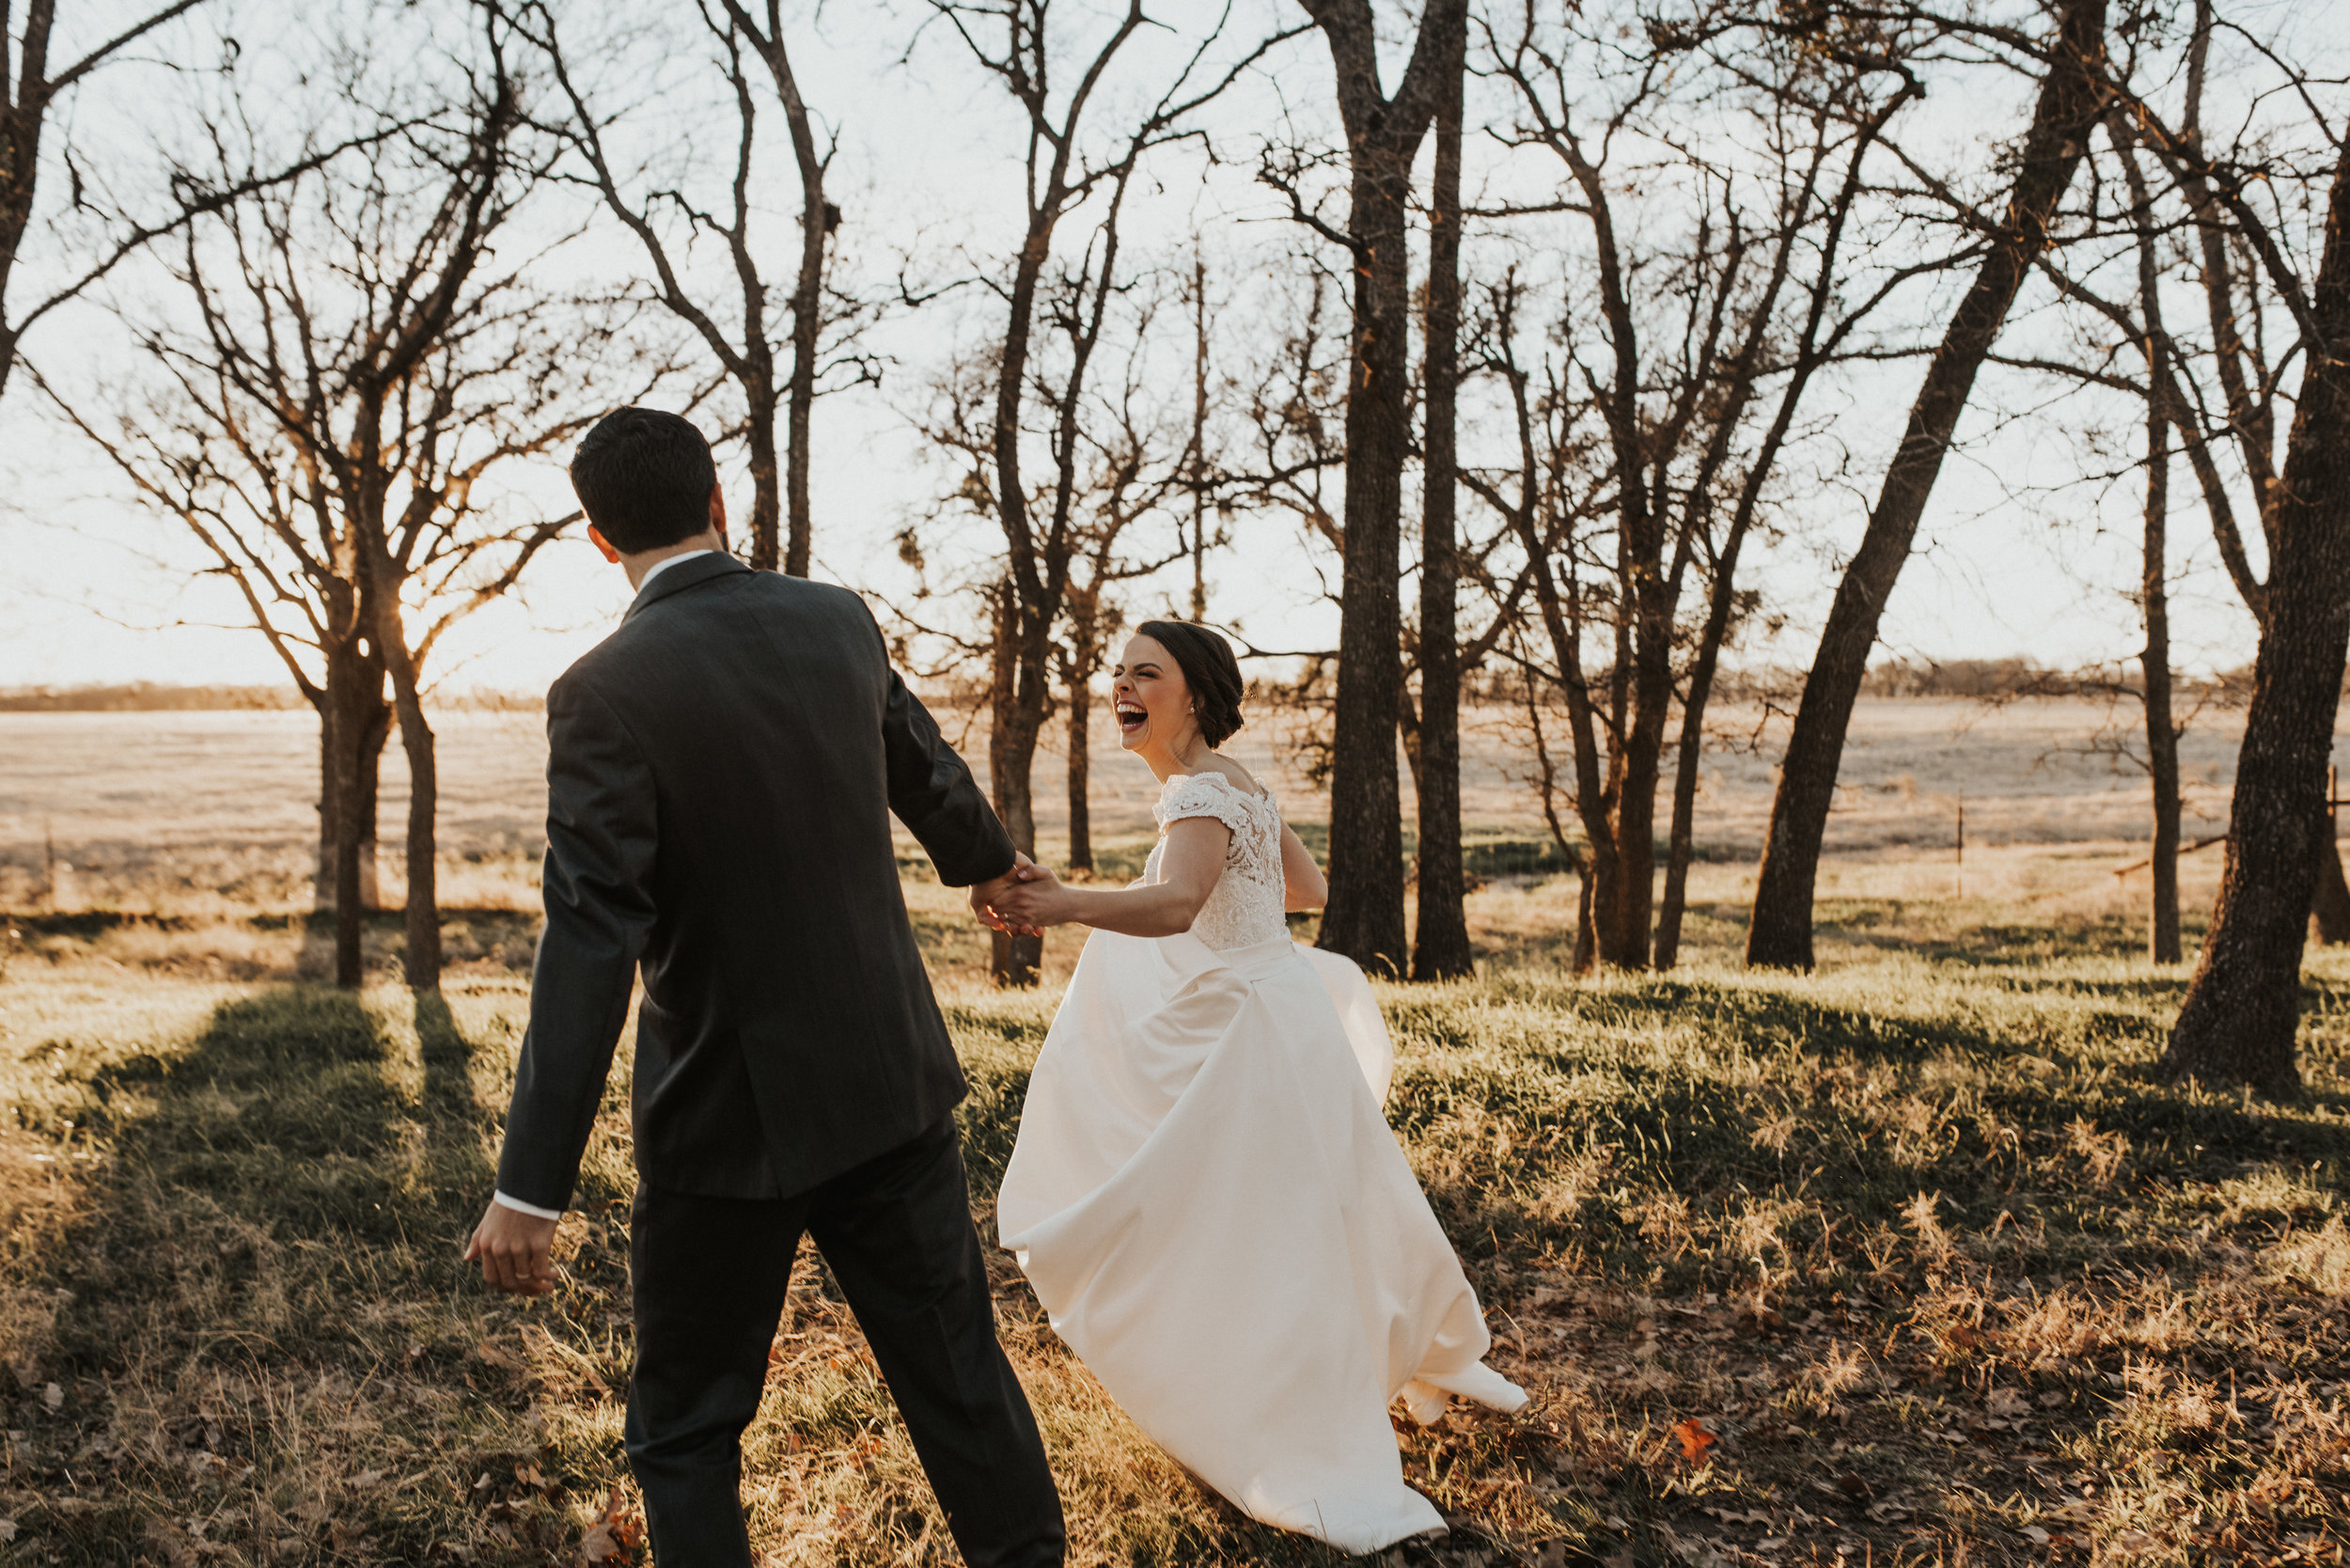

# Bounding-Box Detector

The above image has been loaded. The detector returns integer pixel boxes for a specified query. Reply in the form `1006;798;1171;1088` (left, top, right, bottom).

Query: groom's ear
708;482;728;542
587;525;622;565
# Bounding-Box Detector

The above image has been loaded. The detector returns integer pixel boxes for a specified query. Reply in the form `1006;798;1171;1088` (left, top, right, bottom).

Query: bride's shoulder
1160;760;1271;805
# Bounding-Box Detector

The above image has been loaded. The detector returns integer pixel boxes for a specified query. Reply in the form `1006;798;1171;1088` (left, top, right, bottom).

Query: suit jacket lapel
625;553;754;621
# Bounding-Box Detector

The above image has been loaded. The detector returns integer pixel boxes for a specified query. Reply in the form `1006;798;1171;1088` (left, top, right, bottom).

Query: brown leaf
1672;1417;1716;1462
580;1484;645;1566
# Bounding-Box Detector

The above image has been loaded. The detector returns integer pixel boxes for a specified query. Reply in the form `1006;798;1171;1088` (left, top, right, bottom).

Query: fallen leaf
1672;1417;1716;1462
581;1484;645;1565
2022;1524;2051;1544
0;1521;15;1544
40;1383;63;1413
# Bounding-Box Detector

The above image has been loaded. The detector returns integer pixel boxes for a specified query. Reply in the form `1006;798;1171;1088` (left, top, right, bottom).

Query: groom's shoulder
737;572;885;643
554;573;880;689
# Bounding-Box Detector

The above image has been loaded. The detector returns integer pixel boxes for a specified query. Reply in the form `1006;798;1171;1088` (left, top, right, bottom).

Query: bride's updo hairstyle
1136;619;1246;748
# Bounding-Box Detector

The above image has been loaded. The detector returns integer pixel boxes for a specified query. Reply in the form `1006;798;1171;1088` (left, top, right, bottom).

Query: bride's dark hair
1135;620;1245;748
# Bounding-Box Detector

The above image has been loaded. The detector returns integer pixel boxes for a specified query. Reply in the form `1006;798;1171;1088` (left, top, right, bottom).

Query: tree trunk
1066;644;1094;878
318;651;371;989
745;388;783;572
2118;111;2185;965
2144;403;2184;965
2311;777;2350;945
1746;0;2109;969
2160;143;2350;1097
315;640;390;986
1412;11;1472;983
1305;0;1457;979
1654;706;1708;970
988;584;1044;984
776;43;827;580
390;685;441;990
368;570;442;991
1573;868;1596;977
315;644;389;913
1188;256;1211;621
1317;142;1416;978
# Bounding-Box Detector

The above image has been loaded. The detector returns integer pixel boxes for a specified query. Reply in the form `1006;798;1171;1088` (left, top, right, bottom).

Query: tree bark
745;387;783;572
2311;777;2350;946
1066;671;1092;878
390;685;442;990
1302;0;1461;978
2160;142;2350;1097
1746;0;2109;969
1064;616;1096;878
2143;401;2184;965
987;583;1043;983
315;641;389;916
371;584;442;991
771;27;827;580
717;1;833;577
1411;8;1472;982
317;642;383;988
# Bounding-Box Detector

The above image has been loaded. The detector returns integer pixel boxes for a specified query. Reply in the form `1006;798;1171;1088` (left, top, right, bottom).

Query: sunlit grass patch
3;879;2348;1563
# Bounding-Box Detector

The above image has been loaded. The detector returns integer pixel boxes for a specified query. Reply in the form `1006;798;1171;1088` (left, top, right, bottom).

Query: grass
2;852;2346;1566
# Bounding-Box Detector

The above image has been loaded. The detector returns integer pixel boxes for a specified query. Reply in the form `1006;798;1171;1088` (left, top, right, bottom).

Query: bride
988;620;1527;1555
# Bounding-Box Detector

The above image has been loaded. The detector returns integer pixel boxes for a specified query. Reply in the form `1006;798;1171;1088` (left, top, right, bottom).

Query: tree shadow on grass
11;985;552;1563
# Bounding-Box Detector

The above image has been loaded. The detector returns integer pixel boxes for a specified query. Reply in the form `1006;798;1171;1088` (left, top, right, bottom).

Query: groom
463;408;1063;1566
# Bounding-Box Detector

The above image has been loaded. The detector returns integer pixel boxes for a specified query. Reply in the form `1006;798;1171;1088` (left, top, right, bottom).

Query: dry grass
4;859;2350;1566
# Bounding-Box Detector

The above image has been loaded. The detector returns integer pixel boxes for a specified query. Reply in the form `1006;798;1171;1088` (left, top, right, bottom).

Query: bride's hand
994;862;1073;929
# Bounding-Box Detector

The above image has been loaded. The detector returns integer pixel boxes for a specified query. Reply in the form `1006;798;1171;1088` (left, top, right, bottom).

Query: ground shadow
10;984;539;1562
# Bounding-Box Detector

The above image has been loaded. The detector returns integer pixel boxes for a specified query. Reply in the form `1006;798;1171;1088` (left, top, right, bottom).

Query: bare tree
2116;112;2186;964
2;0;202;401
1744;0;2109;969
918;0;1292;984
1410;3;1472;981
56;8;649;990
527;0;860;575
1278;0;1465;977
1478;6;1913;970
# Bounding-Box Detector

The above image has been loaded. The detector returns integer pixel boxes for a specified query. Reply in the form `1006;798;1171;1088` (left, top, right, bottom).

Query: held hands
968;855;1069;935
463;1202;560;1296
990;861;1071;931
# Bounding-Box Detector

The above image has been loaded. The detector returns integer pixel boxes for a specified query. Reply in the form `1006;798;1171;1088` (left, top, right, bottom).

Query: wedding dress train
996;772;1526;1555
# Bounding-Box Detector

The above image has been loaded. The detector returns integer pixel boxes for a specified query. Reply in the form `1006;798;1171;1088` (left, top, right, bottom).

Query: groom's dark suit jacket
495;554;1016;1212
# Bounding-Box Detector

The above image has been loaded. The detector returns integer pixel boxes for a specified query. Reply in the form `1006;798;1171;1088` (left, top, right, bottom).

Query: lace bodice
1142;771;1290;949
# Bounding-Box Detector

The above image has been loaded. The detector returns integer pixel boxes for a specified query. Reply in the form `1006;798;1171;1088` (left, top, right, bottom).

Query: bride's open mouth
1115;701;1147;738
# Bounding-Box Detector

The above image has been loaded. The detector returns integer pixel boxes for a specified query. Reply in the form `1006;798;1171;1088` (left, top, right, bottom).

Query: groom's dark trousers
493;555;1062;1567
628;1120;1058;1566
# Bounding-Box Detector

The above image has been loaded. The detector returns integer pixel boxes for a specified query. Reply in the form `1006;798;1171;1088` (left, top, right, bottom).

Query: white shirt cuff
493;1190;565;1220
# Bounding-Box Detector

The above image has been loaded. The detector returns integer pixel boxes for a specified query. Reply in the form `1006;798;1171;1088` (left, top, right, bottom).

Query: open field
6;698;2337;911
6;869;2350;1566
3;698;2349;1565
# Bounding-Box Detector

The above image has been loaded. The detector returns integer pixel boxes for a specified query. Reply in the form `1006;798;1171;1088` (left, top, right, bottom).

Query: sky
1;0;2339;697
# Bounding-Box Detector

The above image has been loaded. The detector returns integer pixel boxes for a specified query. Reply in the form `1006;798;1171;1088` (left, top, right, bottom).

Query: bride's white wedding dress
996;771;1527;1554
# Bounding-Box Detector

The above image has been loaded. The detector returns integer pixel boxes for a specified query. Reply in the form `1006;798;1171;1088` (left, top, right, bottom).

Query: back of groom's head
570;408;717;553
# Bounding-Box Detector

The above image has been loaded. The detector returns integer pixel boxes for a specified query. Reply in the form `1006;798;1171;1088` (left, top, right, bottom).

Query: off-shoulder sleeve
1153;773;1257;837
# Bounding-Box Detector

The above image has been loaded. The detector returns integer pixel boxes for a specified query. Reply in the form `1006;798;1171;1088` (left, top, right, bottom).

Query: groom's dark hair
569;408;718;553
1136;620;1246;747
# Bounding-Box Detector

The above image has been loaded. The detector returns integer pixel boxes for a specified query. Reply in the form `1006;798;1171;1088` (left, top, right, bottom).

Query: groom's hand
970;853;1042;937
464;1202;559;1295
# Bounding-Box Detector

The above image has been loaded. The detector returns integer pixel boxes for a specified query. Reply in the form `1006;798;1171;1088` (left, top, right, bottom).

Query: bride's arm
1280;824;1326;911
994;818;1230;937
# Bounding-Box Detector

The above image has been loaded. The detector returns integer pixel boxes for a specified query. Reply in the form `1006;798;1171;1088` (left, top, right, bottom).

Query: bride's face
1109;635;1196;757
